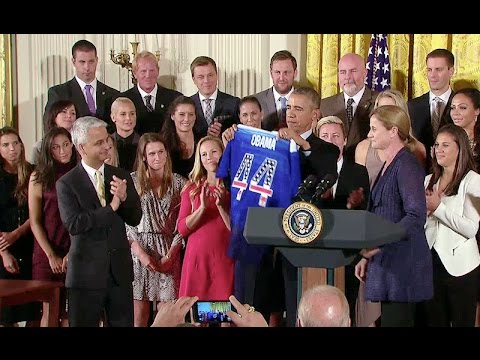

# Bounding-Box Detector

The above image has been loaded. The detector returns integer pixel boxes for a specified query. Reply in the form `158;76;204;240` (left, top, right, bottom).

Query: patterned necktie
431;97;443;137
84;84;96;115
94;170;106;207
145;95;154;112
346;98;355;127
279;96;287;128
204;98;213;125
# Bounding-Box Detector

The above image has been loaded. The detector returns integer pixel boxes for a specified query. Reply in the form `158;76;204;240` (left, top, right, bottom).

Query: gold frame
1;34;13;128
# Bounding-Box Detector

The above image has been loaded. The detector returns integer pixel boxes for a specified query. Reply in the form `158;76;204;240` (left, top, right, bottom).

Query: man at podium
278;87;339;326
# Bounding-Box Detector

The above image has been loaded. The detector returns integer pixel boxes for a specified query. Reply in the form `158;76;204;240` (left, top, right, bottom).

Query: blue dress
365;147;433;303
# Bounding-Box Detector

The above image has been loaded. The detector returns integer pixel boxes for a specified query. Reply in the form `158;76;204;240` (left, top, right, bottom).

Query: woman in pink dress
178;136;233;300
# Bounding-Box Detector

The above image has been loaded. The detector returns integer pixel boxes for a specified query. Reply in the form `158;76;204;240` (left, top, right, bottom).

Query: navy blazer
301;133;340;182
191;90;240;137
366;147;433;303
44;78;120;127
56;163;141;289
315;160;370;210
116;84;183;135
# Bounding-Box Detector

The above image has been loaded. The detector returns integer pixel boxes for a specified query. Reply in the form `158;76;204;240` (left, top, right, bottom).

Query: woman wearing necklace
424;124;480;326
450;88;480;164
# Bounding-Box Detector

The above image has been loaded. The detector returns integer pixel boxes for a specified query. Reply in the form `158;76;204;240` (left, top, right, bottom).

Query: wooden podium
244;208;405;296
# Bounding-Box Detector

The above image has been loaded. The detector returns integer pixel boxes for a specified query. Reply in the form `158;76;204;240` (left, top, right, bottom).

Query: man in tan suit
320;53;378;162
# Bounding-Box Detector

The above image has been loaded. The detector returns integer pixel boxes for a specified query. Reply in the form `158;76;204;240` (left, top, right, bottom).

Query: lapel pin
161;104;164;109
102;91;106;95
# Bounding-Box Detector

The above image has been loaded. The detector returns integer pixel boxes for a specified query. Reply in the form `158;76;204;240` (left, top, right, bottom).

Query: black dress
0;167;39;324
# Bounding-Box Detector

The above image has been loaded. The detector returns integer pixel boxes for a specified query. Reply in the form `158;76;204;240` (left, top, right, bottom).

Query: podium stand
244;208;405;297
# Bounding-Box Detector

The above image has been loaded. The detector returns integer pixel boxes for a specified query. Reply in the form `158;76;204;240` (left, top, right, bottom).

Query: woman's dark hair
427;123;476;196
33;127;77;191
161;96;199;158
451;87;480;157
45;99;77;133
239;96;262;113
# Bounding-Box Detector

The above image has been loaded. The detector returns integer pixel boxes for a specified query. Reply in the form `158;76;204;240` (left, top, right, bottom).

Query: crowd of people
2;39;480;328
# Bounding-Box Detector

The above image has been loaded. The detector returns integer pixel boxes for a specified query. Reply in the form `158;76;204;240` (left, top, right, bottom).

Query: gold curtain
307;34;480;100
0;34;13;128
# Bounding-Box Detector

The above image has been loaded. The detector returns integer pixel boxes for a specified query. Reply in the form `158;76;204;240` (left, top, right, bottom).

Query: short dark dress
0;167;39;324
32;161;73;281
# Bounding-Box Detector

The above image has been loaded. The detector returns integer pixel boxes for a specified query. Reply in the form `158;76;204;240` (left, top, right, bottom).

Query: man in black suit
254;50;297;131
408;48;454;169
314;115;370;325
190;56;240;138
278;87;339;327
119;51;182;135
56;116;141;327
44;40;120;127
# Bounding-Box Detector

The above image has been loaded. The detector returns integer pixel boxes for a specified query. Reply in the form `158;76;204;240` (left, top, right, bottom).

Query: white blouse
424;170;480;276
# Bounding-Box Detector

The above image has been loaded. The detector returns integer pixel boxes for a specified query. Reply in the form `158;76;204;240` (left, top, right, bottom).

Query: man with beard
320;53;378;162
254;50;297;131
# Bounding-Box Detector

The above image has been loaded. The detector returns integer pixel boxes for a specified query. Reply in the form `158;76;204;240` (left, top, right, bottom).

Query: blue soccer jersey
217;125;301;264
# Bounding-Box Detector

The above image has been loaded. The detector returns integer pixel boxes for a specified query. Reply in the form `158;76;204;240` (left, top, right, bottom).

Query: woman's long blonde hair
373;89;420;152
369;105;417;152
186;136;224;199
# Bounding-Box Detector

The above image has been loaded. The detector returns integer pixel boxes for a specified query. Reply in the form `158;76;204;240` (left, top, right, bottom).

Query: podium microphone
311;173;338;203
294;175;318;202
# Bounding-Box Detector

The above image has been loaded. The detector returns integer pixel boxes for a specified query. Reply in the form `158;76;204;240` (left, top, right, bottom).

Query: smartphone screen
192;300;235;324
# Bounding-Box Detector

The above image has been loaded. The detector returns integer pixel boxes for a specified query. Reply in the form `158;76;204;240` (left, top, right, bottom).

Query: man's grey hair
71;116;107;147
297;285;350;327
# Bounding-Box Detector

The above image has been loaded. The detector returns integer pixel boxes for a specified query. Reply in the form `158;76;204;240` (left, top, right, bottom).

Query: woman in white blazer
424;124;480;327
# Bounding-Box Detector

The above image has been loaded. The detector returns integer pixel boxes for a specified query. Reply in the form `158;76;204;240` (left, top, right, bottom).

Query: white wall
15;34;305;158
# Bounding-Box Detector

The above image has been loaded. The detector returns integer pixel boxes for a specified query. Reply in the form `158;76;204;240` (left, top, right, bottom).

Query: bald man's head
338;53;367;97
297;285;350;327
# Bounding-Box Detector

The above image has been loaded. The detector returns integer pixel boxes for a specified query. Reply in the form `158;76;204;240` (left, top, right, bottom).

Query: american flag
365;34;391;92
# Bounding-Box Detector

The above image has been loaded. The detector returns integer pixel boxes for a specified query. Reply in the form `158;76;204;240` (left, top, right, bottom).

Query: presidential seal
282;201;323;244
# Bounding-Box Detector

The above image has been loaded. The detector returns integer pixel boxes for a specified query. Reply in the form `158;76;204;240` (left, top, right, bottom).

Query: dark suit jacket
44;78;120;127
301;134;340;182
408;92;453;157
191;90;240;137
117;84;183;135
56;163;141;290
320;88;378;162
315;160;370;210
254;87;280;131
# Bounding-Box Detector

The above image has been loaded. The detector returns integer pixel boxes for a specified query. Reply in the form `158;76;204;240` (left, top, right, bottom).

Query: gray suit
56;163;141;326
254;87;280;131
320;88;378;161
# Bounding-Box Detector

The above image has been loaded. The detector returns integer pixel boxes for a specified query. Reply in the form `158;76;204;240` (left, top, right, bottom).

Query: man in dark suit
56;116;141;327
320;53;378;162
408;48;454;169
278;87;339;327
118;51;182;135
254;50;297;131
314;115;370;326
190;56;240;138
44;40;120;127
